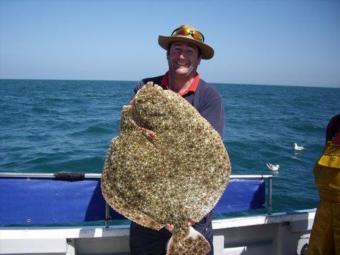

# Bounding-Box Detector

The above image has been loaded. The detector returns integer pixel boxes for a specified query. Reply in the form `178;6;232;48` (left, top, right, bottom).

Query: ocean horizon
1;78;339;89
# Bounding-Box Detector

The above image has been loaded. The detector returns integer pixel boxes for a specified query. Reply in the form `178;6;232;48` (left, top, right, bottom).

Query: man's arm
198;87;224;138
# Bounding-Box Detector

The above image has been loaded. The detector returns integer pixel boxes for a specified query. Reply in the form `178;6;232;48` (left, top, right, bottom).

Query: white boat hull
0;209;314;255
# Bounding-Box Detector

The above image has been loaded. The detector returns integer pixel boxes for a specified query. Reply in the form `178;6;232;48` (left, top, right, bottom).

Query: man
129;24;224;255
308;114;340;255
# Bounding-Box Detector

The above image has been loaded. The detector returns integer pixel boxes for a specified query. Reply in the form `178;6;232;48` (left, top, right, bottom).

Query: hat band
171;26;205;43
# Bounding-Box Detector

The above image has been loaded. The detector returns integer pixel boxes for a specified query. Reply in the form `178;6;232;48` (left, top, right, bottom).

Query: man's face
167;42;201;77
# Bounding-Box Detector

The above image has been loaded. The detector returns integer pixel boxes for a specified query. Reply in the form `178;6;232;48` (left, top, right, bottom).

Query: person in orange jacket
308;114;340;255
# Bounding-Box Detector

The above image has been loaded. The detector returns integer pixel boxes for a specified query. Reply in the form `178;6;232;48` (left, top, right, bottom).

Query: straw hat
158;24;214;59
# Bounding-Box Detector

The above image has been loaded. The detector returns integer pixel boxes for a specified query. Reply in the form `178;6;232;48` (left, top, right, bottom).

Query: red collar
160;72;200;96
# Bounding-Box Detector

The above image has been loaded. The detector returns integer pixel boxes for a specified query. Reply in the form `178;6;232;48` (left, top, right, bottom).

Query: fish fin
166;226;211;255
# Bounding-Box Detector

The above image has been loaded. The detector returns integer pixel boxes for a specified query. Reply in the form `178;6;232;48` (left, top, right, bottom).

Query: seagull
266;163;280;172
294;143;304;151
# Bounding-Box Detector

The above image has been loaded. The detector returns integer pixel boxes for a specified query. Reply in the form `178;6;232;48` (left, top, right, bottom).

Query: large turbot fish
101;83;231;255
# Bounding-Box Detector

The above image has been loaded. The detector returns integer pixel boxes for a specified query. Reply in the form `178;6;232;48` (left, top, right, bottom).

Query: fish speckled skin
101;84;231;254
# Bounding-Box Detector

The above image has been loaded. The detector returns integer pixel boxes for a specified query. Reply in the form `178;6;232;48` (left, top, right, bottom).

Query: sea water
0;79;339;212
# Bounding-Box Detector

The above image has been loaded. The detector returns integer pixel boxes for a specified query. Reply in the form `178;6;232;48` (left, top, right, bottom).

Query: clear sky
0;0;339;87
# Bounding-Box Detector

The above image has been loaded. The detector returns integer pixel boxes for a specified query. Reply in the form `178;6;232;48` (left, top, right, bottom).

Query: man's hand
165;224;174;232
165;220;198;233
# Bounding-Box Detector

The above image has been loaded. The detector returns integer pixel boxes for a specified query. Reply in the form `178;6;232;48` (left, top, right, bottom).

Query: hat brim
158;35;214;60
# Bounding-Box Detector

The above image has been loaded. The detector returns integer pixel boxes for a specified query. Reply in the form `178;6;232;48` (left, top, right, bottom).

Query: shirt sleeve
198;87;224;138
132;76;163;98
132;80;145;96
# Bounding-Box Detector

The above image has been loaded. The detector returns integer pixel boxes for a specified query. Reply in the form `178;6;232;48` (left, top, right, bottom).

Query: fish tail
166;226;211;255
